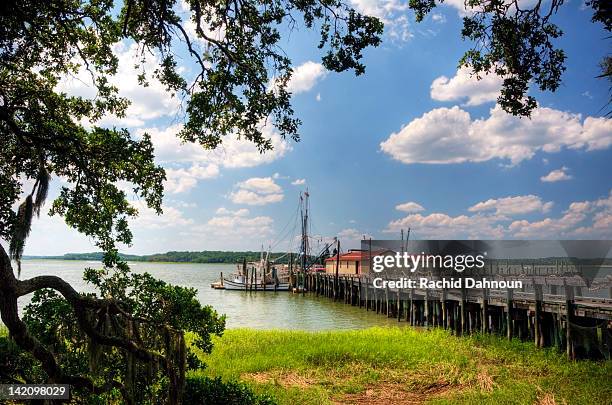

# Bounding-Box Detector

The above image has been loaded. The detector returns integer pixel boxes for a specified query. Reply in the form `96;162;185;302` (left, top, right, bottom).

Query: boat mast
300;190;310;285
260;244;265;280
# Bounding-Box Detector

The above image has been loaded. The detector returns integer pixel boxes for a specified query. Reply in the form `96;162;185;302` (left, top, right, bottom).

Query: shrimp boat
222;258;291;291
218;190;316;292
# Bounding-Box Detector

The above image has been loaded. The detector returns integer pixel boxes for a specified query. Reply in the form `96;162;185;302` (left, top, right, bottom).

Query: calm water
18;260;406;330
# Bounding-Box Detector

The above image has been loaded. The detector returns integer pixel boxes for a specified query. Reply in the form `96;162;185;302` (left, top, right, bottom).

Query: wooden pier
303;272;612;360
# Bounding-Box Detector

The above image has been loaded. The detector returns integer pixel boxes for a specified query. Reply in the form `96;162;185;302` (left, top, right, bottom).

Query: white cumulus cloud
430;66;503;106
541;167;573;183
287;61;328;94
337;228;372;245
130;200;193;230
468;195;553;216
442;0;540;17
508;201;592;238
395;201;425;213
144;123;291;169
164;164;220;194
192;207;275;239
139;123;291;193
384;190;612;239
380;105;612;166
350;0;412;41
235;177;282;194
431;13;446;23
229;177;284;206
385;212;505;239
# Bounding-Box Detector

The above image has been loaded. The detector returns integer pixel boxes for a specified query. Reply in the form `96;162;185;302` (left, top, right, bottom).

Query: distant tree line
25;253;611;266
25;251;313;264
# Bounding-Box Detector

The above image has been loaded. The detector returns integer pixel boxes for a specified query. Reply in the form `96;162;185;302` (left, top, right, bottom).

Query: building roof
324;249;390;262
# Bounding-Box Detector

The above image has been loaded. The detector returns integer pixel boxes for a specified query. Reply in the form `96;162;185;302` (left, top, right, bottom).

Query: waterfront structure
304;264;612;360
325;250;369;275
324;248;397;275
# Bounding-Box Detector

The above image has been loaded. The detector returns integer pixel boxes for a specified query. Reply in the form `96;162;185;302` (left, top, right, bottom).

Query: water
18;260;406;330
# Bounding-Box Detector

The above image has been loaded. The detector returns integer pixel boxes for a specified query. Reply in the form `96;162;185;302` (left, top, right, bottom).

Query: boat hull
222;278;289;291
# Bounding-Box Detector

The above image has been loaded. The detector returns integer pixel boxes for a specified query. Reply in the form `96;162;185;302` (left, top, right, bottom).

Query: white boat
222;275;290;291
222;262;291;291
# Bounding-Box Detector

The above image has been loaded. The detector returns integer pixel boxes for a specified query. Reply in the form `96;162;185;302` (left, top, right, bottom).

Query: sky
20;0;612;255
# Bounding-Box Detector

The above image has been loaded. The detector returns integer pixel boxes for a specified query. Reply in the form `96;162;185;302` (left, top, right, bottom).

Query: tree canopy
0;0;383;402
409;0;611;116
1;0;383;264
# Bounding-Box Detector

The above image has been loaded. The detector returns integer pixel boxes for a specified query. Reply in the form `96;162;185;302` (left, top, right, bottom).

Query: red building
324;249;372;275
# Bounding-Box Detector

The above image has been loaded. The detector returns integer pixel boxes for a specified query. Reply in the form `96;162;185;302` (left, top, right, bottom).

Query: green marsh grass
2;324;609;403
192;327;612;405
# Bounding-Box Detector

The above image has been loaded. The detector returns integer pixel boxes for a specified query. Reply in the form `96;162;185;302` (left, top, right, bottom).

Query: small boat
223;274;290;291
222;261;291;291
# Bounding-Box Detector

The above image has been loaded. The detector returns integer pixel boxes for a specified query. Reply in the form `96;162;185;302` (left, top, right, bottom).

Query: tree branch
0;243;127;398
17;273;169;365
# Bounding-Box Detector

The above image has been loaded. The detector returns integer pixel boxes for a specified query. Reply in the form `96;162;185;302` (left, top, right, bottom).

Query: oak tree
0;0;383;402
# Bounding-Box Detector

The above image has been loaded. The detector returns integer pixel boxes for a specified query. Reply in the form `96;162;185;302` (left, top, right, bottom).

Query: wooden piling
565;282;575;360
482;288;489;334
405;289;409;324
334;240;340;300
506;289;513;340
243;259;248;292
385;285;390;317
424;290;430;328
410;291;416;326
397;289;401;322
365;277;369;310
534;283;543;347
460;289;466;336
441;289;448;329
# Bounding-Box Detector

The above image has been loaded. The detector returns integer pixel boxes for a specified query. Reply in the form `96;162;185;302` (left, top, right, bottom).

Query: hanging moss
87;338;103;375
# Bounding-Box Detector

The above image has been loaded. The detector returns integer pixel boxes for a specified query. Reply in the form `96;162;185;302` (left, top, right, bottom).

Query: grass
3;322;609;404
191;327;612;405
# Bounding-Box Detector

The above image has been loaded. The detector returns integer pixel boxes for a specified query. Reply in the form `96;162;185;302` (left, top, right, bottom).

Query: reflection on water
18;260;407;330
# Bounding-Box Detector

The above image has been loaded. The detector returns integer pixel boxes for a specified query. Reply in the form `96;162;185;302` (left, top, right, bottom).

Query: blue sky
23;1;612;255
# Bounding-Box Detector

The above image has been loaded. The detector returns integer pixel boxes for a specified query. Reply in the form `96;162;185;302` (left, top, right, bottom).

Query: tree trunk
0;243;137;403
0;243;70;382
